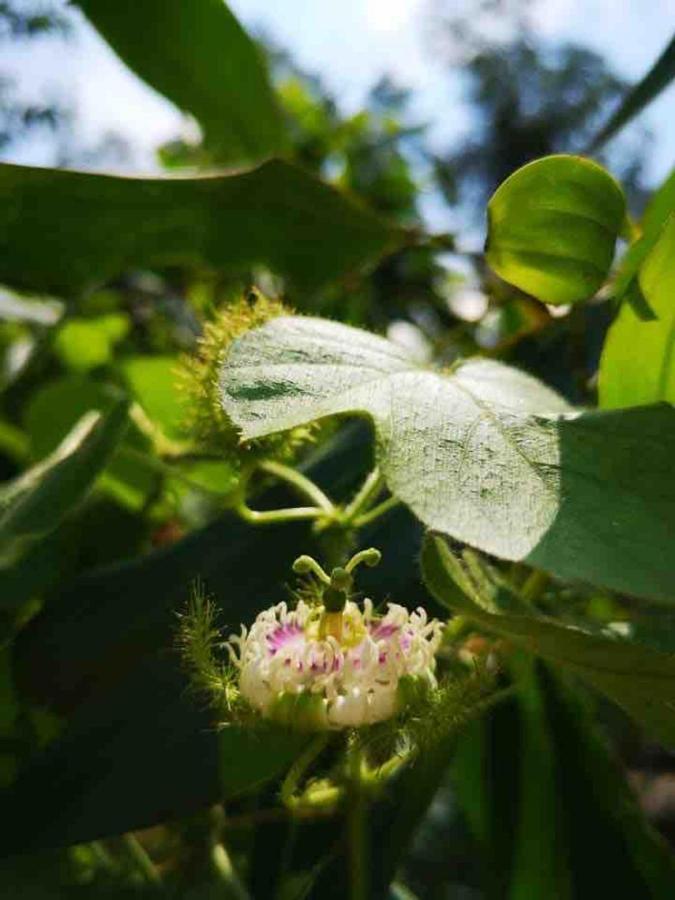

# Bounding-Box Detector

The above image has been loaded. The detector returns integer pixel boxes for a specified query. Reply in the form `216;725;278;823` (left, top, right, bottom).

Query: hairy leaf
422;534;675;747
0;161;398;297
77;0;285;164
485;155;625;304
221;315;675;602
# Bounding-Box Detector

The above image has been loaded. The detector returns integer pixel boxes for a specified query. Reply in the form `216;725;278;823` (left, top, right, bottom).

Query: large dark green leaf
0;161;398;297
77;0;285;164
485;155;625;304
453;659;675;899
590;33;675;150
0;655;306;854
221;315;675;603
600;214;675;407
0;402;128;568
422;534;675;747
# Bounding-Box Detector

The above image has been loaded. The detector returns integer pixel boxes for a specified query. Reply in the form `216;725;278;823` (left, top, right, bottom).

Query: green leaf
221;315;675;603
590;33;675;150
120;355;188;440
53;314;129;372
23;377;157;511
611;166;675;303
0;161;398;298
0;655;306;853
422;533;675;747
453;660;675;899
0;403;128;567
76;0;286;164
600;214;675;407
485;155;625;304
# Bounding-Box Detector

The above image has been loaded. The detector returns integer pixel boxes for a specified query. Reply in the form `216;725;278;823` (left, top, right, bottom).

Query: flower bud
177;290;312;463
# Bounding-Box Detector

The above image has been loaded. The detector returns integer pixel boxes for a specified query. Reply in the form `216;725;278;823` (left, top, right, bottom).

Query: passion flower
225;550;443;730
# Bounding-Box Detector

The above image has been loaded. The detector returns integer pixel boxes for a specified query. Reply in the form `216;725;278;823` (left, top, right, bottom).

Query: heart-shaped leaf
220;315;675;603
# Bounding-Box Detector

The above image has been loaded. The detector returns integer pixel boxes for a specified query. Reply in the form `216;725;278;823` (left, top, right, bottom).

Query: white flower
226;598;443;730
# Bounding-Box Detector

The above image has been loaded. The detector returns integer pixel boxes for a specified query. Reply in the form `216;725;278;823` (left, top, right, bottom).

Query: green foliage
76;0;286;165
421;533;675;747
221;314;675;602
600;213;675;406
2;1;675;895
0;402;127;567
53;313;129;372
486;154;626;304
0;160;399;297
453;659;675;899
590;32;675;150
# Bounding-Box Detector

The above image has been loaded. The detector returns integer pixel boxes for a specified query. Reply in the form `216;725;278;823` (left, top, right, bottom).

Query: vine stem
234;502;324;525
257;459;335;512
352;495;401;528
348;745;368;900
342;468;384;522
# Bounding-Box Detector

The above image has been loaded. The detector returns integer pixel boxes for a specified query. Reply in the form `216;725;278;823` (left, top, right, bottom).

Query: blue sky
3;0;675;188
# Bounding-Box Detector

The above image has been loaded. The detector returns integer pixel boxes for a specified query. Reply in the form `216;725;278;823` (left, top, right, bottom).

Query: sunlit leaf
53;314;129;372
221;315;675;602
77;0;286;164
120;355;188;440
486;155;625;304
600;214;675;407
590;33;675;150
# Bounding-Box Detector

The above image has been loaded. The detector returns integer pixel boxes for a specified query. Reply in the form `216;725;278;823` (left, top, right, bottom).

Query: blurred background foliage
1;0;675;897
